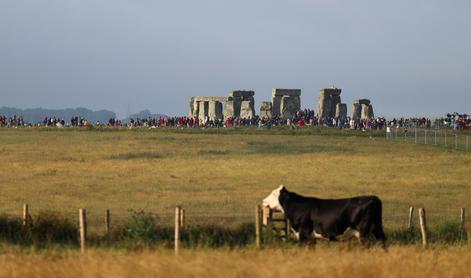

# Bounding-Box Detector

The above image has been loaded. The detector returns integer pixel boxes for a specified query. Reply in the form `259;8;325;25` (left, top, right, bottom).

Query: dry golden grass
1;128;471;277
0;128;470;230
1;246;470;278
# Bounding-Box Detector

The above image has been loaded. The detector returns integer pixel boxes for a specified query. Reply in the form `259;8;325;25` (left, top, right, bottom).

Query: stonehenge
317;88;346;120
188;91;255;122
188;87;376;124
271;89;301;119
352;99;374;120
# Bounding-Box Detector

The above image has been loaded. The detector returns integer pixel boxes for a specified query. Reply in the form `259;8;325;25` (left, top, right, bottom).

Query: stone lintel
272;88;301;97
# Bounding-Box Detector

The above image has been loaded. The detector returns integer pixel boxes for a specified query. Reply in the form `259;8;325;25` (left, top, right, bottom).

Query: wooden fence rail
9;204;469;251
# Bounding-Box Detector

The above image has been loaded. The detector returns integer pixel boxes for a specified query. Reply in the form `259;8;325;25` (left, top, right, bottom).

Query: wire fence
386;127;470;152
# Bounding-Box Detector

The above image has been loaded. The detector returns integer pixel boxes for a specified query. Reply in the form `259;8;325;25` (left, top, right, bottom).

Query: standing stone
280;96;297;119
361;105;369;119
367;105;374;118
192;100;200;118
189;98;195;117
224;100;235;119
259;101;272;119
335;103;347;120
198;101;209;122
240;100;255;119
318;88;342;120
352;102;362;121
317;91;331;119
271;95;282;117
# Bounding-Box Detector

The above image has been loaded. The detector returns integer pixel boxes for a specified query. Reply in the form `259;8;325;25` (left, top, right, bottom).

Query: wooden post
434;131;437;145
180;208;185;229
445;130;447;146
22;204;29;228
408;206;414;230
455;134;458;150
174;206;181;255
255;205;261;249
414;128;417;144
461;208;466;231
419;208;428;247
262;206;271;226
79;208;87;253
466;136;469;152
105;209;110;235
424;130;427;144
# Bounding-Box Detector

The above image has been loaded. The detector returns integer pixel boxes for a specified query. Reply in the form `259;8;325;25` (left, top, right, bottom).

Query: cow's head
262;185;286;213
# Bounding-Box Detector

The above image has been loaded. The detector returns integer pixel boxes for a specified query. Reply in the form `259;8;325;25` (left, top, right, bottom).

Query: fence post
466;136;469;152
255;205;261;249
175;206;181;255
180;208;185;229
105;209;110;235
455;134;458;150
408;206;414;230
285;217;291;240
445;130;447;146
79;208;87;253
434;131;437;145
419;208;428;248
262;206;270;226
414;128;417;144
424;130;427;144
22;204;29;228
461;208;466;231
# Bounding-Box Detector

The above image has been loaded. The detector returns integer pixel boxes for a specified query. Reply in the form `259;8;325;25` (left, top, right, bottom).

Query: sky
1;0;470;118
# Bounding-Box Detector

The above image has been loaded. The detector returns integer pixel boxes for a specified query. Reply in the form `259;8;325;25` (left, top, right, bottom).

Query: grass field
1;127;469;228
0;127;470;277
1;246;471;278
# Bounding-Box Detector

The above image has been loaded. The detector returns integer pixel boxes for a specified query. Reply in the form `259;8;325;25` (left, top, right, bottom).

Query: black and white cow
262;185;387;247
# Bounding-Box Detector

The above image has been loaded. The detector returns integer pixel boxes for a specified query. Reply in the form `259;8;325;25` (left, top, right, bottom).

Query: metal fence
386;127;470;152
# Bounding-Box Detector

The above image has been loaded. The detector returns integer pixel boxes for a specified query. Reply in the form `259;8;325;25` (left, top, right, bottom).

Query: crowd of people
0;115;25;127
1;111;470;130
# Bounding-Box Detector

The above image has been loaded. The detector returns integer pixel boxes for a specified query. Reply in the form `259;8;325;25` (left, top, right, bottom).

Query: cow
262;185;387;247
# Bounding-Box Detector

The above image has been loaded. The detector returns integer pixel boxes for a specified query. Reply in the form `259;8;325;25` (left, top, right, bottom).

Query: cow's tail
369;196;387;247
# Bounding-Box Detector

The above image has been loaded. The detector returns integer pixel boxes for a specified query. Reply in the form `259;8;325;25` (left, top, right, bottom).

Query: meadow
0;127;470;277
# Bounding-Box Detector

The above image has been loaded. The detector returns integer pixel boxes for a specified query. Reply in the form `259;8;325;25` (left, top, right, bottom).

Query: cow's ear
281;186;288;192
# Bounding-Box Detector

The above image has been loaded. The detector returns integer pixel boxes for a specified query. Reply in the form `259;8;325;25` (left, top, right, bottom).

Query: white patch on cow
336;227;360;241
262;185;285;213
313;231;329;240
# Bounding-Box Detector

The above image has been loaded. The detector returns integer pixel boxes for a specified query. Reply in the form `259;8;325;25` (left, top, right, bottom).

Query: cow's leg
359;235;370;248
299;227;316;247
371;224;388;249
357;222;372;248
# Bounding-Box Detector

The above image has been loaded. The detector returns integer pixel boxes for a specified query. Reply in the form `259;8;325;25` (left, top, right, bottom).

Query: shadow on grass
106;152;162;160
246;141;352;154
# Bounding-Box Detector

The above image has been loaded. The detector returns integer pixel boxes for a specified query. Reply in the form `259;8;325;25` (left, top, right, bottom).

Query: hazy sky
1;0;470;118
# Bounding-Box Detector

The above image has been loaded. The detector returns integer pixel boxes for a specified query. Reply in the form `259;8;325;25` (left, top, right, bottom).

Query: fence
386;127;470;151
2;203;470;253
